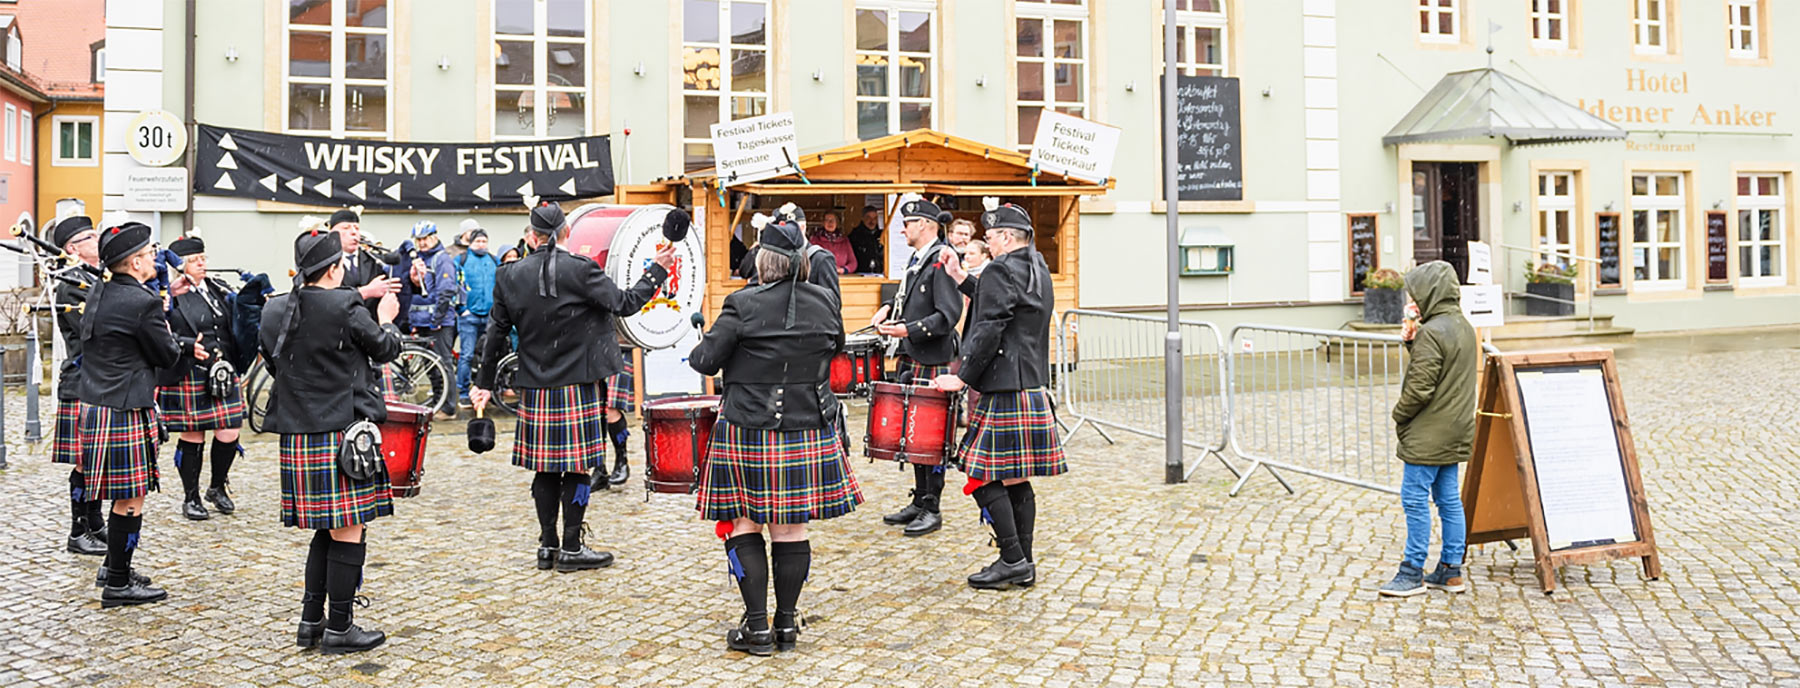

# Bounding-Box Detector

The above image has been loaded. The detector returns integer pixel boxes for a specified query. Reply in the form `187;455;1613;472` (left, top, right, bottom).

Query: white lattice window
1169;0;1228;78
53;116;97;167
1016;1;1087;150
1536;172;1575;266
285;0;391;138
1737;174;1785;285
1419;0;1459;43
1632;0;1668;54
682;0;770;171
1631;173;1685;288
493;0;590;141
1727;0;1759;58
855;1;936;141
1530;0;1568;49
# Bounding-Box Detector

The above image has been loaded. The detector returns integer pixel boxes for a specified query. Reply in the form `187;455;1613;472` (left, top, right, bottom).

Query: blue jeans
1400;462;1466;569
456;312;488;398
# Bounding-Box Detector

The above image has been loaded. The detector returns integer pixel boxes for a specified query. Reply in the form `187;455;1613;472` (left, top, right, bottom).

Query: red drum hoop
380;402;432;498
864;381;960;466
642;395;721;495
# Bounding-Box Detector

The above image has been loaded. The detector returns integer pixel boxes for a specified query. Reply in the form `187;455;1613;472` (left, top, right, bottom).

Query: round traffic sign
126;110;188;167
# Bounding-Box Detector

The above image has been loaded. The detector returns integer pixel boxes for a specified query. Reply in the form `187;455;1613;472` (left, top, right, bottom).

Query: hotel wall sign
1575;69;1780;131
192;124;614;209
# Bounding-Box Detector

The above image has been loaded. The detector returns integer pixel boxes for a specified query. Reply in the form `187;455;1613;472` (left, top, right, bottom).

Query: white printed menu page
1515;368;1639;550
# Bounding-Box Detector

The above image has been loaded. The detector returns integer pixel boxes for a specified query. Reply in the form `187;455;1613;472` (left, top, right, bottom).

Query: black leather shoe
321;624;387;655
535;547;555;570
67;532;106;556
607;459;630;487
555;546;614;572
94;566;152;588
967;557;1036;590
902;510;942;537
589;470;611;491
882;499;923;526
205;485;236;515
297;592;326;648
101;580;168;608
726;616;774;656
773;615;802;652
181;495;210;521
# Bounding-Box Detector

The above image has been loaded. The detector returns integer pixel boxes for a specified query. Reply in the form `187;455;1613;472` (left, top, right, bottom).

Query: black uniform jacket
690;279;844;431
736;244;841;298
475;247;668;390
157;277;239;386
887;240;963;366
78;274;181;410
955;248;1054;393
53;264;102;402
258;286;403;434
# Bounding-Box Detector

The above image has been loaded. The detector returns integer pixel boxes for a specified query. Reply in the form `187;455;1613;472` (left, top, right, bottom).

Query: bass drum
564;203;706;351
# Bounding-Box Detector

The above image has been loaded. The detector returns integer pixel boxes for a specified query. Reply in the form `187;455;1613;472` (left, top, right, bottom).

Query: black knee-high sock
173;440;204;498
67;470;88;538
770;540;811;628
559;472;590;550
325;539;367;632
725;533;770;631
530;472;561;549
972;482;1025;564
924;465;945;510
303;530;331;622
606;417;629;469
85;496;106;534
105;512;143;586
910;464;931;508
209;438;239;490
1007;482;1037;561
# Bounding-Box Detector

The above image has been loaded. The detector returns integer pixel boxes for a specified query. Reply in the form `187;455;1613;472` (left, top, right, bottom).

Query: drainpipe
182;0;197;233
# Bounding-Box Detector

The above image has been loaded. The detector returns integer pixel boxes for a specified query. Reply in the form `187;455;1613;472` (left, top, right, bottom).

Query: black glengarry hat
49;215;94;250
528;200;566;235
900;197;951;225
98;222;154;268
328;207;361;228
981;197;1033;234
294;229;343;282
169;236;205;257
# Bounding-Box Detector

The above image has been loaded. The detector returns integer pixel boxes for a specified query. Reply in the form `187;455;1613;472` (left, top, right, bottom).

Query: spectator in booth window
963;239;991;277
454;227;501;407
730;231;750;274
948;218;976;254
1378;260;1477;599
808;210;857;275
848;205;885;275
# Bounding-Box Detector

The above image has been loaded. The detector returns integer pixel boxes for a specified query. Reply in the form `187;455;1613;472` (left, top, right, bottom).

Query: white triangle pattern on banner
348;180;367;200
515;179;534;198
314;178;333;197
217;132;238;151
559;178;575;196
383;182;403;200
259;174;278;192
216;151;238;170
286;177;305;194
472;182;490;201
214;172;235;190
428;182;447;202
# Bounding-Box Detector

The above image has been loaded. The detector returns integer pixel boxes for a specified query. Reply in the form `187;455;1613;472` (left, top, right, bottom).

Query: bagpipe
177;267;274;372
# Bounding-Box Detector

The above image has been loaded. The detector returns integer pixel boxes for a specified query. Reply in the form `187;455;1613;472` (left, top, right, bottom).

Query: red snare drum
643;395;721;495
381;402;432;498
865;381;960;466
830;334;885;396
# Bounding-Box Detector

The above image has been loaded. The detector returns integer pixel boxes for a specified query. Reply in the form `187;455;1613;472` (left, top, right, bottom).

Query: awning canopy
1382;68;1625;146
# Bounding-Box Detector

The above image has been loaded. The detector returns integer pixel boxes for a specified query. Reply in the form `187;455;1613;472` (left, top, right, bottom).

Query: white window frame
1172;1;1229;76
682;0;771;171
492;0;592;142
854;1;938;141
1736;173;1785;286
1727;0;1758;58
94;47;105;83
1418;0;1460;44
18;109;28;164
1629;173;1685;290
1632;0;1668;55
1015;1;1088;151
3;104;15;162
1529;0;1569;49
52;115;98;167
1536;171;1576;266
282;0;393;139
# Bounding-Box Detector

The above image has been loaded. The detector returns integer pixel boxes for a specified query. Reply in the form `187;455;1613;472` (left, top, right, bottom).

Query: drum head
383;401;431;424
565;204;636;266
603;204;706;351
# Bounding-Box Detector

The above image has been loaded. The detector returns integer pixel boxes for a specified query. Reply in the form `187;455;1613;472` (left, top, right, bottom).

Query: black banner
193;124;613;210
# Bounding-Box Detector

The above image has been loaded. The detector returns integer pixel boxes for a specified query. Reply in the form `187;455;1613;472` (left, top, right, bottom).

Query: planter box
1525;282;1575;316
1363;288;1405;324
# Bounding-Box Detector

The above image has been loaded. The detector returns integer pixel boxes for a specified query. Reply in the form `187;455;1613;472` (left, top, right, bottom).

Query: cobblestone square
1;334;1797;687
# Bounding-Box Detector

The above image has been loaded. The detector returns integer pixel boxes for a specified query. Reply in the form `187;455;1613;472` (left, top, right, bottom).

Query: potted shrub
1523;262;1578;316
1362;268;1406;324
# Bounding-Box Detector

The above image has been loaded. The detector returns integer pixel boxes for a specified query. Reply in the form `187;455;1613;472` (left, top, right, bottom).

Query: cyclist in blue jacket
405;220;462;420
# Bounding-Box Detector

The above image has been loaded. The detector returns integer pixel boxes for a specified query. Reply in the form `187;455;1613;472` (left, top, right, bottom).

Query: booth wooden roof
681;129;1112;193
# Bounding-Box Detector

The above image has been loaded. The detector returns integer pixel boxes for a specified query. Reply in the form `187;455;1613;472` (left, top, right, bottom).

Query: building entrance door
1411;162;1480;282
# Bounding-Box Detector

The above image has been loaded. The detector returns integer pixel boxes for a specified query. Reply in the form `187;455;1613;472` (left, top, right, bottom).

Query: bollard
23;328;40;443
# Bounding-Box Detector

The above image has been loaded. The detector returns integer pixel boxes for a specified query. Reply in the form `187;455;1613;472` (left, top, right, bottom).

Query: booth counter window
1015;1;1088;151
683;0;770;171
855;2;936;141
286;0;391;138
492;0;590;141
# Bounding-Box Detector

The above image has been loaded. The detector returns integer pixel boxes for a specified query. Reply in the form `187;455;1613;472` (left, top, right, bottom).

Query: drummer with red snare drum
258;226;404;653
689;213;863;657
869;195;964;538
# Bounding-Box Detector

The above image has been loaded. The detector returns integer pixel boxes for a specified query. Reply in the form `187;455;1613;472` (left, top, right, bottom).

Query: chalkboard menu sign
1347;214;1378;295
1595;213;1621;287
1706;211;1729;283
1176;75;1244;201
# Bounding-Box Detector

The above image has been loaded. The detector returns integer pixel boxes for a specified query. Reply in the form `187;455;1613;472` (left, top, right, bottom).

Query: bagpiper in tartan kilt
155;366;247;432
956;388;1067;483
697;419;865;525
603;356;635;413
52;399;83;465
79;405;162;501
278;431;394;530
511;381;605;474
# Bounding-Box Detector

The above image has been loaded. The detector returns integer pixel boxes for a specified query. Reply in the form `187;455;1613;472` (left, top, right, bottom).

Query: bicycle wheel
384;349;452;411
492;352;521;415
244;359;272;433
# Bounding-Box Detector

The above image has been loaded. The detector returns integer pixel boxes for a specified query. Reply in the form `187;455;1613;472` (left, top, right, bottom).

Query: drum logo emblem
641;242;683;312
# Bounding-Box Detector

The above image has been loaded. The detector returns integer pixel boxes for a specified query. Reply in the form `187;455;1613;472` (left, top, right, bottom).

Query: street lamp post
1160;2;1184;484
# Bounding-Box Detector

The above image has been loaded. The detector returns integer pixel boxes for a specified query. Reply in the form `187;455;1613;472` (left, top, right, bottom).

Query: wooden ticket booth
622;130;1108;332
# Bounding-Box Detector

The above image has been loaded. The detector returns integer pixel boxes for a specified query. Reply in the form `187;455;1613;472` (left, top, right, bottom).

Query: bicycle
245;334;452;432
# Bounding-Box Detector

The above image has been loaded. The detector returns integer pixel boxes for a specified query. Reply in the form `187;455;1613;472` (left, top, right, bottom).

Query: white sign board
1027;111;1122;184
1460;284;1504;328
127;110;188;167
1466;241;1493;285
710;111;798;187
1515;369;1639;550
124;168;190;212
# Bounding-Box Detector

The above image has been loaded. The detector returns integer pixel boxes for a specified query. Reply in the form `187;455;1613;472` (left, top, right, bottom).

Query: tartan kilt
51;399;82;465
697;419;864;524
155;366;247;432
897;357;952;382
603;358;635;413
511;382;605;474
279;432;394;530
957;389;1068;482
78;406;161;500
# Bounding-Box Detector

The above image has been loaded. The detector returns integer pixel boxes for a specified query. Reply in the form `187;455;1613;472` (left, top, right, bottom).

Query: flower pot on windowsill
1362;287;1405;324
1524;282;1575;316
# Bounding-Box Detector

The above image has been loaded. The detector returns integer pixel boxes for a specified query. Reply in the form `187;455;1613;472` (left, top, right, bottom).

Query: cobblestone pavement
1;334;1798;687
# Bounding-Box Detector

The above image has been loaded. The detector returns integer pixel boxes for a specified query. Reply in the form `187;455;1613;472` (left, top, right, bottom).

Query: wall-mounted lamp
224;46;239;63
1713;199;1724;209
1382;201;1395;214
1511;201;1524;213
632;61;645;77
811;69;822;81
1124;80;1136;92
1261;87;1272;97
437;55;451;71
976;74;987;87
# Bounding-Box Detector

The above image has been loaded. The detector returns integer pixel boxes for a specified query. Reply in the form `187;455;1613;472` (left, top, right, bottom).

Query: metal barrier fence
1055;309;1239;480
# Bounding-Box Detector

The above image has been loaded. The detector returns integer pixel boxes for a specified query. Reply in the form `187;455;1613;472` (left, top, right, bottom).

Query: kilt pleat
897;357;952;382
511;382;605;474
957;389;1068;482
279;432;393;530
697;419;864;524
79;405;161;500
156;366;247;432
51;399;82;465
603;359;635;413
